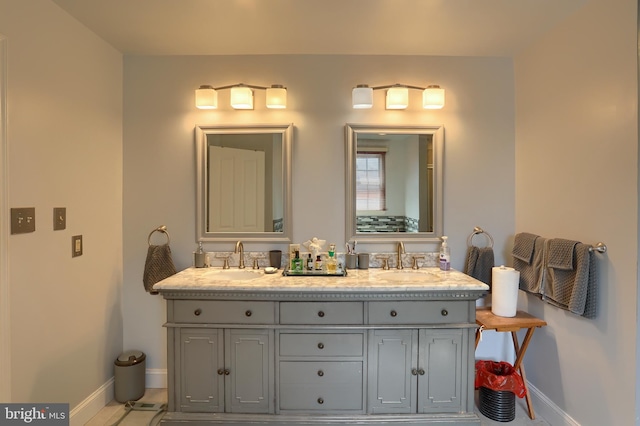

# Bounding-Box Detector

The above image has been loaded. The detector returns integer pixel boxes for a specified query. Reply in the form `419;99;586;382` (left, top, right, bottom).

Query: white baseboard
69;377;114;426
527;381;580;426
146;368;167;389
69;369;167;426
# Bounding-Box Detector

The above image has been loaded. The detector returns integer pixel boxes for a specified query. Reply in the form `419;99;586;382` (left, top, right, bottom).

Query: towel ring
467;226;494;248
148;225;170;246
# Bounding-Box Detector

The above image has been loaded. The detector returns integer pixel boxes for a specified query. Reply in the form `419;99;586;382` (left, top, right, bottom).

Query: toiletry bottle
194;242;206;268
326;244;337;273
315;255;323;271
439;236;451;271
292;251;303;272
306;253;313;271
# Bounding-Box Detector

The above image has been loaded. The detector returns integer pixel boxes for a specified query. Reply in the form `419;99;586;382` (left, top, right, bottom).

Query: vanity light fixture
352;83;445;110
195;83;287;110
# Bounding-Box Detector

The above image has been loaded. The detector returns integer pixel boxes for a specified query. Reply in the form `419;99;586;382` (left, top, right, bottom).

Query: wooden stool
475;308;547;420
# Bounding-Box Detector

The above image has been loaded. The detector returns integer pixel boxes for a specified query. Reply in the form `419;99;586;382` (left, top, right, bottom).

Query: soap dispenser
194;242;206;268
439;236;451;271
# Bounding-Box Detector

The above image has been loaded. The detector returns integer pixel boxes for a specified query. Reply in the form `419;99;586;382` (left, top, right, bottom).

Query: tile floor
86;388;549;425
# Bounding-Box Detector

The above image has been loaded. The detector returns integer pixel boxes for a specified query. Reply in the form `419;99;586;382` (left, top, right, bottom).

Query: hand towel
543;243;596;318
514;236;546;295
143;244;177;294
512;232;539;264
548;238;579;270
464;246;494;287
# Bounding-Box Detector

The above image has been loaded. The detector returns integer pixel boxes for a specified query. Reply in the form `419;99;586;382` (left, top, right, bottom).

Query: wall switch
10;207;36;234
72;235;83;257
53;207;66;230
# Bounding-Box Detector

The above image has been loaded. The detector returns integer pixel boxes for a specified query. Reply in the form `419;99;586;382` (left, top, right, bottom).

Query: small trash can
114;350;146;403
475;360;526;423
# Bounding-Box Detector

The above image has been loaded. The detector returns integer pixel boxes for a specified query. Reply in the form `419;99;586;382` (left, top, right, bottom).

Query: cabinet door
226;329;274;413
418;329;464;413
367;329;417;414
179;328;224;412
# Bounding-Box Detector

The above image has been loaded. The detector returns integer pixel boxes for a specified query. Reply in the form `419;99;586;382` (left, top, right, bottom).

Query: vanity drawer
279;333;364;357
280;302;364;324
172;300;275;324
368;301;469;324
279;361;363;411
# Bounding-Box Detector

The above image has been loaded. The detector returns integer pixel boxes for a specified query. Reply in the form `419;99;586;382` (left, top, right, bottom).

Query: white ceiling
51;0;588;57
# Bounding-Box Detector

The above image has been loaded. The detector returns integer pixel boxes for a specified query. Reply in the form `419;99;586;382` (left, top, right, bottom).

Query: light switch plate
10;207;36;234
72;235;83;257
53;207;66;230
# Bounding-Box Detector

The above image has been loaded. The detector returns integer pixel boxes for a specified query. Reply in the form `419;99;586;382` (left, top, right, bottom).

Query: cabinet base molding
160;412;481;425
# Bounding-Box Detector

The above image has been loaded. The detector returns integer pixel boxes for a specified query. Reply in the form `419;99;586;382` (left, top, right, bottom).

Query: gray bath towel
514;236;546;295
512;232;539;264
548;238;579;270
464;246;494;288
543;243;596;318
143;244;177;294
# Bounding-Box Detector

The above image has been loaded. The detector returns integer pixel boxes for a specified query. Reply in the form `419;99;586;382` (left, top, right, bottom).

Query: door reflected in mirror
196;124;293;242
345;124;443;243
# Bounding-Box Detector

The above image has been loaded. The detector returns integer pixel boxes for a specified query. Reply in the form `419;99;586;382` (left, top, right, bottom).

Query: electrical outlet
10;207;36;234
72;235;83;257
53;207;66;230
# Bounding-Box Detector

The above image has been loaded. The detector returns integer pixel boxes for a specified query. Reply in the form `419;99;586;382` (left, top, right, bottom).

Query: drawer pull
217;368;224;375
390;310;398;317
317;370;324;377
245;310;252;317
441;309;448;316
411;368;418;376
194;308;202;316
224;369;230;375
317;310;325;317
317;397;324;405
317;342;324;349
418;368;425;376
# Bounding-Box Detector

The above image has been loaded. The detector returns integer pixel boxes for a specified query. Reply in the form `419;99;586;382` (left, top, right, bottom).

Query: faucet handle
376;255;390;270
411;256;425;270
222;257;230;269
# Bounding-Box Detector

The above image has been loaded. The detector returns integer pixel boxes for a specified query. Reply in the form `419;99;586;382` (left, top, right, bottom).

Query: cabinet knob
217;368;224;375
390;310;398;317
194;308;202;316
317;397;324;404
411;368;418;376
418;368;425;376
245;310;252;317
317;310;325;317
317;370;324;377
441;309;448;316
224;369;230;375
317;342;324;349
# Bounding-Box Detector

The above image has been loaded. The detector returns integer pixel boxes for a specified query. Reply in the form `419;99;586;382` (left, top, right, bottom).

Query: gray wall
123;54;516;373
514;0;637;424
0;0;124;407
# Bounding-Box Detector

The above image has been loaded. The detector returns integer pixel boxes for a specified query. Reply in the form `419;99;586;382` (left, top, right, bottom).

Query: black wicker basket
479;386;516;422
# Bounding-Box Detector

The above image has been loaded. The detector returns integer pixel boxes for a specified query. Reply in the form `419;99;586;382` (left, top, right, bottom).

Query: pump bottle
439;236;451;271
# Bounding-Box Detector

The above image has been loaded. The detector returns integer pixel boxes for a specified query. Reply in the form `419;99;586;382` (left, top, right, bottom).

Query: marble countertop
153;267;490;294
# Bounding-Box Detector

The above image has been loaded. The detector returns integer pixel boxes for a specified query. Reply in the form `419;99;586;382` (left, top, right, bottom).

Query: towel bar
589;242;607;253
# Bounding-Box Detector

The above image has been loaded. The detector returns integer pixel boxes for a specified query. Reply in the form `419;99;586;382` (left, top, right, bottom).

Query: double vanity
154;266;488;426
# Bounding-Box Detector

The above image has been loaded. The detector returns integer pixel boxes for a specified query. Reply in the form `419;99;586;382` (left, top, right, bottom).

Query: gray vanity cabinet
159;277;486;426
178;328;274;414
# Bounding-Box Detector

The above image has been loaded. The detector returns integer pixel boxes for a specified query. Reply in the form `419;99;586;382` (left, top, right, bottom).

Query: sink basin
205;269;262;281
377;270;436;282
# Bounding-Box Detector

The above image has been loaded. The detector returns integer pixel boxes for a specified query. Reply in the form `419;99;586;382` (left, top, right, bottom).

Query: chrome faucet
234;241;245;269
396;241;405;270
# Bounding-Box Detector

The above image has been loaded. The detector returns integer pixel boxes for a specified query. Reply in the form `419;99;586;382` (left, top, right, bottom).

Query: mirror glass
196;124;293;242
345;124;443;243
